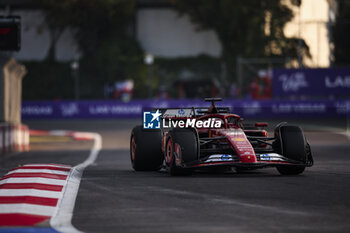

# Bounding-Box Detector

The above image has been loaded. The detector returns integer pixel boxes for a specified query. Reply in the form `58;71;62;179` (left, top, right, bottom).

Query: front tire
165;128;198;176
276;165;305;175
275;125;308;175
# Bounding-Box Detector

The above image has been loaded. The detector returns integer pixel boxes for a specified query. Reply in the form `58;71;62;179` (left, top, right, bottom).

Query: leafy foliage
79;35;148;98
36;0;75;60
32;0;148;99
22;61;73;100
173;0;310;81
30;0;312;99
36;0;135;58
332;0;350;66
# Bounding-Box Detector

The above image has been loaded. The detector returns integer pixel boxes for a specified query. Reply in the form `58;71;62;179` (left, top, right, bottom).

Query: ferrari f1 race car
130;98;313;175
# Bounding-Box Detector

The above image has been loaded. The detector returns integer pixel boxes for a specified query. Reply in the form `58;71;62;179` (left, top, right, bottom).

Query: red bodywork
161;112;297;169
197;114;257;163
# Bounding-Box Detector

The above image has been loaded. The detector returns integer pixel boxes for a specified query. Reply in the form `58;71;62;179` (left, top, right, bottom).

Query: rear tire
275;125;307;175
130;126;163;171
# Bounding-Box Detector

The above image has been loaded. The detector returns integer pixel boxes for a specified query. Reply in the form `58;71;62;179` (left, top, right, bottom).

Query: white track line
341;132;350;141
318;126;350;142
49;131;74;137
0;177;67;186
0;203;56;215
7;169;70;175
50;132;102;233
0;189;62;198
22;164;72;168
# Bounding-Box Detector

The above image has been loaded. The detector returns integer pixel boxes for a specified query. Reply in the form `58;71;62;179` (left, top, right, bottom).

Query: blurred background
1;2;350;231
0;0;349;122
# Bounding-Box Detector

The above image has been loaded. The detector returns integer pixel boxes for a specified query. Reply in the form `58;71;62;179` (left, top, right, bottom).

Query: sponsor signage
272;68;350;98
21;100;349;119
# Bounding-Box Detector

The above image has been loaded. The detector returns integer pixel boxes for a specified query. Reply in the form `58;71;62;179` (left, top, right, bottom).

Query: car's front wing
182;153;311;169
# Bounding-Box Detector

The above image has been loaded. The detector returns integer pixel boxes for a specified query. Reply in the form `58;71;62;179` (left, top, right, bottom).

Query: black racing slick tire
165;128;198;176
275;125;307;175
130;126;163;171
172;128;199;163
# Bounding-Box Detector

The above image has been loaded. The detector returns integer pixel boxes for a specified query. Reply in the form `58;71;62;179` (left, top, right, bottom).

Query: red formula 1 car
130;98;313;175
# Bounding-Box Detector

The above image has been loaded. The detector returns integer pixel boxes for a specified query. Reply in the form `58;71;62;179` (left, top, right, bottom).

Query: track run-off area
0;119;349;233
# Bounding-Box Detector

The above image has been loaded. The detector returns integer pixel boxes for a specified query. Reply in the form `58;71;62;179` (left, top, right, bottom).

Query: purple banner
272;68;350;98
21;99;349;119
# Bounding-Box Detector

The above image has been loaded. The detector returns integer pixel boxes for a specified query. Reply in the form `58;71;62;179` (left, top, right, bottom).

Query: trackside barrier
0;123;29;155
22;99;350;119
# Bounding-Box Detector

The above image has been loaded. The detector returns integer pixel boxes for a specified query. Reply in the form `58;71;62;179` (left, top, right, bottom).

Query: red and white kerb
0;163;72;226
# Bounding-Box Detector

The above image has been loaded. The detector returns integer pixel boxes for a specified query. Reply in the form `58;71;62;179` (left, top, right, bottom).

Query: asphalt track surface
1;119;350;233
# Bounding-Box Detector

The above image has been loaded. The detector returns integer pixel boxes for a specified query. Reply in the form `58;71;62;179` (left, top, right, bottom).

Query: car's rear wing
157;107;230;118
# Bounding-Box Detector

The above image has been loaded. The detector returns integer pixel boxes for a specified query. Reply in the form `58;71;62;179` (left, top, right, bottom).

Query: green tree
37;0;74;61
332;0;350;66
34;0;148;99
37;0;135;59
79;35;148;98
173;0;310;83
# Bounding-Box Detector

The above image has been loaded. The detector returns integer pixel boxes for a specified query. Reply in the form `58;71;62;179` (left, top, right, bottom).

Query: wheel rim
166;138;173;165
131;136;136;161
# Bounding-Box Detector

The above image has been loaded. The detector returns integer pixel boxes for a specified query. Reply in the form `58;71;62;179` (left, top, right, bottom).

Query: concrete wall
135;9;221;58
284;0;334;67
